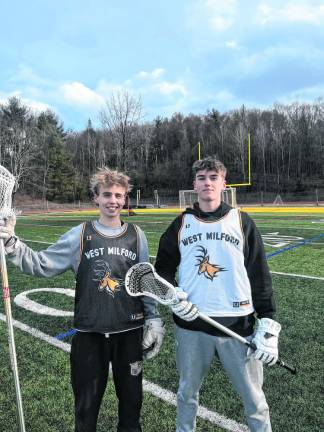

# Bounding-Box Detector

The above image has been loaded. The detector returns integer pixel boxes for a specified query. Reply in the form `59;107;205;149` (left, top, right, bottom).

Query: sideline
270;271;324;281
0;313;248;432
19;206;324;217
124;206;324;214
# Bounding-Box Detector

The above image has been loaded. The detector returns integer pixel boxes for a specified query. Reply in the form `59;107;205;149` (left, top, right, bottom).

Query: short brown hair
192;157;227;178
90;167;132;195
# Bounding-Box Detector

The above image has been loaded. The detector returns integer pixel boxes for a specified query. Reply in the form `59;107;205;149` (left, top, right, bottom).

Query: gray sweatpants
175;326;271;432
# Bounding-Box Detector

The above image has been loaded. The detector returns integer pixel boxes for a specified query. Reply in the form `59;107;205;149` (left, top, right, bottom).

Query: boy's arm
155;216;182;285
3;221;82;277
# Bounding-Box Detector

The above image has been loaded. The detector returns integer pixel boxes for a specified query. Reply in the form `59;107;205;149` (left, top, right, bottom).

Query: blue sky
1;0;324;131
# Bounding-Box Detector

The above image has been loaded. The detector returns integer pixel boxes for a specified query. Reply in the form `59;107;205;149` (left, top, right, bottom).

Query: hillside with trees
1;94;323;206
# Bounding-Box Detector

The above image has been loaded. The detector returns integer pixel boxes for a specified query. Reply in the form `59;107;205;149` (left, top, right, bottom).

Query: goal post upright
136;189;140;207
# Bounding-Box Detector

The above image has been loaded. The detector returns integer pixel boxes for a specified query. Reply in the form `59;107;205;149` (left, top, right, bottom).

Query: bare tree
231;110;248;181
99;90;143;171
0;97;38;192
255;121;268;192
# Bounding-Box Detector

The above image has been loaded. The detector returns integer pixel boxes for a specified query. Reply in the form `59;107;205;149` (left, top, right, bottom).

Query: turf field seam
0;313;248;432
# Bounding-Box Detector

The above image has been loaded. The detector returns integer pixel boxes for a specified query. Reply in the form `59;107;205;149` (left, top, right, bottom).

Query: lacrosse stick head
125;262;178;305
0;165;16;219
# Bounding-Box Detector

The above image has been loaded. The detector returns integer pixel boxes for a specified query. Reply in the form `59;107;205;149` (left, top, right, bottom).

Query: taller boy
155;157;281;432
0;167;164;432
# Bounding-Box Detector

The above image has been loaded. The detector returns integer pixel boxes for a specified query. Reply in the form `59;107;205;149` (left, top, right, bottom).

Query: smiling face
194;169;226;211
94;184;126;226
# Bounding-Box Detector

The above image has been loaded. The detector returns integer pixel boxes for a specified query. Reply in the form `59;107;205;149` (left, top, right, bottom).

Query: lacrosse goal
179;187;237;210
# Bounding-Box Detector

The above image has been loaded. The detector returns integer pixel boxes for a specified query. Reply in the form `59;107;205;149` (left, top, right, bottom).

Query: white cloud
136;68;165;80
11;64;39;82
185;0;238;37
257;2;324;25
214;89;236;103
281;84;324;103
98;72;188;99
210;16;233;31
205;0;237;14
10;64;53;87
224;42;322;78
156;81;187;96
96;79;133;98
59;82;105;107
225;40;238;49
205;0;238;31
24;99;52;113
0;91;52;114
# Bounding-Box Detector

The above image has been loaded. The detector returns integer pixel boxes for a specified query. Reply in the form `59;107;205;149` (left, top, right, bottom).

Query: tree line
0;94;323;203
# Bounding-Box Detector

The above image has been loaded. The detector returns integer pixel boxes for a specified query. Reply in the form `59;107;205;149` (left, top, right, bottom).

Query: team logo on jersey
195;246;226;280
93;260;122;297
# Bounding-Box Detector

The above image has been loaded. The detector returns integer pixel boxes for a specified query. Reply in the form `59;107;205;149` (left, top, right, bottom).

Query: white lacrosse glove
250;318;281;366
0;215;16;241
171;291;199;322
142;318;165;360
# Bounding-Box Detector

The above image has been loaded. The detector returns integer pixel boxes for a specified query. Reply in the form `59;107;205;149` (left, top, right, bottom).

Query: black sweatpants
70;329;143;432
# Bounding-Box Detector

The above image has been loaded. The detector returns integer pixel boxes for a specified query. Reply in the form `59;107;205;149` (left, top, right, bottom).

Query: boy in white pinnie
155;157;281;432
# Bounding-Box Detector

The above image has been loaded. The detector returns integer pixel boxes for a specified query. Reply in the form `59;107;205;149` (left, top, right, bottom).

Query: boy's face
94;184;126;221
194;169;226;203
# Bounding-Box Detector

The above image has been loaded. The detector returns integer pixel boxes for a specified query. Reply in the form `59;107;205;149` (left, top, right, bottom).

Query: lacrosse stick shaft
0;240;26;432
198;312;296;374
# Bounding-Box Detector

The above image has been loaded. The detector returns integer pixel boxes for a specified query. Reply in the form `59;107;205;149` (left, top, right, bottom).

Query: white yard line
0;313;248;432
12;244;324;283
149;255;324;281
270;271;324;281
19;223;72;228
256;225;324;230
143;380;248;432
0;313;71;352
22;239;53;245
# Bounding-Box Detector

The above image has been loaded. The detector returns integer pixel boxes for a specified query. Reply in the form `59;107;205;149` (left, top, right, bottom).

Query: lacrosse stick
0;165;26;431
125;262;296;375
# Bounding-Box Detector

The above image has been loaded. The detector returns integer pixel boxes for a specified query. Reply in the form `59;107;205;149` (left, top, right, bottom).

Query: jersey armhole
78;222;87;267
178;214;186;247
237;209;246;256
132;223;141;260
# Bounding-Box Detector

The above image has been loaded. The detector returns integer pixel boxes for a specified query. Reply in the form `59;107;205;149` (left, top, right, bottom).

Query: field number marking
261;232;304;248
